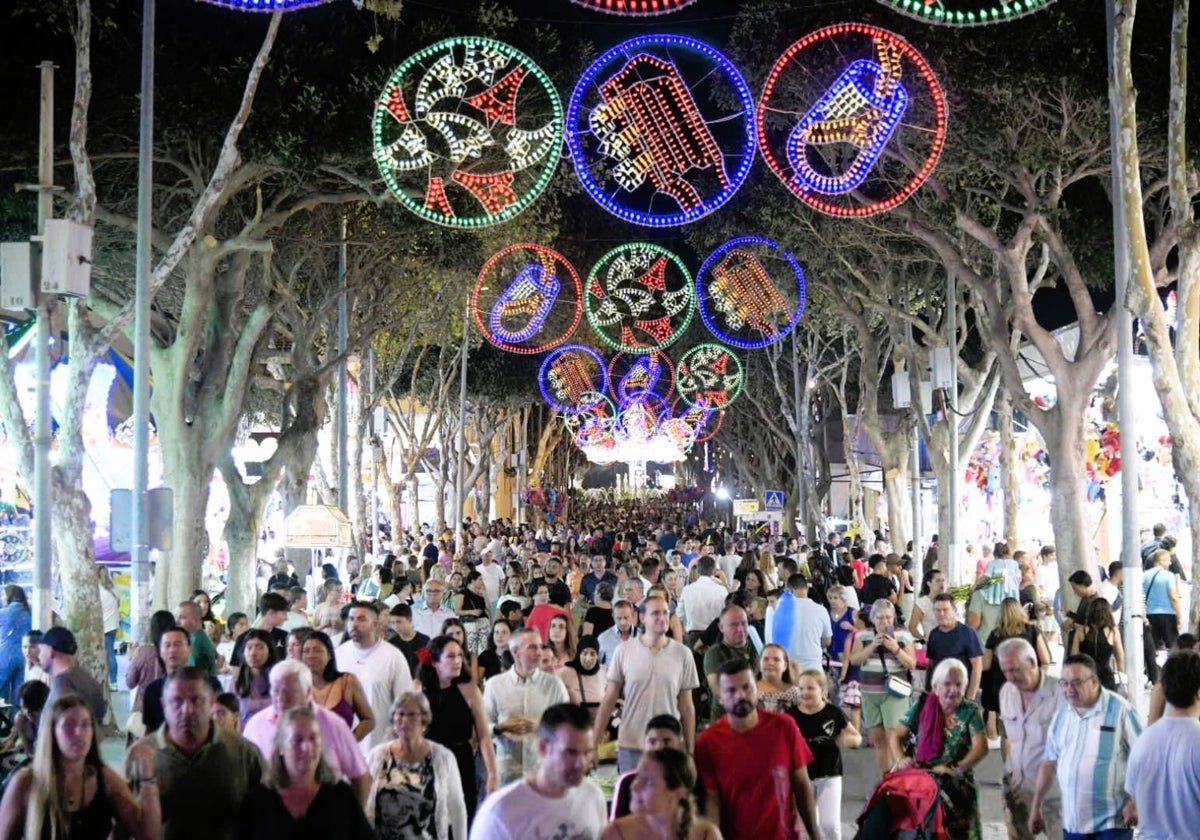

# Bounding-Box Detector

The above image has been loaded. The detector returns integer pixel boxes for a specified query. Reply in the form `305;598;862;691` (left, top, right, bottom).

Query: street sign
285;505;352;548
732;499;759;517
763;490;784;511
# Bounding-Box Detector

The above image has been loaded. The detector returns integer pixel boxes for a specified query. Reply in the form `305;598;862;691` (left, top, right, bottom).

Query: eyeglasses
1060;677;1096;690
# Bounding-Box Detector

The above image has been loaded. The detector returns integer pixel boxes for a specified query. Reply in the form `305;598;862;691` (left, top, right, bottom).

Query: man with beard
470;703;607;840
695;659;823;840
334;602;410;753
125;667;263;840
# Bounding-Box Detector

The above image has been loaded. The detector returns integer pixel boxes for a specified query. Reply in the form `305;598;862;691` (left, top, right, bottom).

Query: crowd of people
0;511;1198;839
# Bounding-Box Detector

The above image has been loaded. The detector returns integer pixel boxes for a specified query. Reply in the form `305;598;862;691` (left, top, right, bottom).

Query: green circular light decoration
676;343;744;408
372;37;563;228
875;0;1054;26
584;243;695;353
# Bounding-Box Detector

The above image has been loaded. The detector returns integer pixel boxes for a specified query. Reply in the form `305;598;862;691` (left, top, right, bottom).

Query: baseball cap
40;626;78;656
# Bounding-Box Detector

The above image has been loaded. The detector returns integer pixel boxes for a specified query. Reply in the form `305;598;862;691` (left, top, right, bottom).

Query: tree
1112;0;1200;625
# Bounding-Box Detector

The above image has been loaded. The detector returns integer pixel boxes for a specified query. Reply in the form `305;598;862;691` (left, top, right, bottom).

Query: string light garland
372;37;563;228
538;345;610;415
875;0;1055;26
568;0;698;16
696;236;806;350
473;244;583;354
608;349;676;404
757;23;947;218
566;34;757;227
585;243;696;352
676;343;745;407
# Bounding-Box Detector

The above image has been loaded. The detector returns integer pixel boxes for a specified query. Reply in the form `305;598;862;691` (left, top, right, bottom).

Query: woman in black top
0;696;160;840
238;706;371;840
788;670;861;840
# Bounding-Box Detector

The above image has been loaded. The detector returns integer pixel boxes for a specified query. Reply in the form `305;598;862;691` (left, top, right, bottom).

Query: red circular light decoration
473;244;582;354
569;0;698;15
672;395;722;443
756;23;947;218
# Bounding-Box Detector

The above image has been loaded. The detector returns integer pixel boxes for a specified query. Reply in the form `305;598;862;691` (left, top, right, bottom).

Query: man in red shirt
696;659;823;840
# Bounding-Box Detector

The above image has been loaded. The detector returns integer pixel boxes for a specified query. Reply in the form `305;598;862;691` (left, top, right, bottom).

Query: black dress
1078;627;1118;691
45;765;114;840
983;624;1040;713
237;782;372;840
426;684;478;824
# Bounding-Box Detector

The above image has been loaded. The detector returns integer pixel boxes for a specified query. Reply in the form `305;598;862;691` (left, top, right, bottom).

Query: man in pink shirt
242;658;369;803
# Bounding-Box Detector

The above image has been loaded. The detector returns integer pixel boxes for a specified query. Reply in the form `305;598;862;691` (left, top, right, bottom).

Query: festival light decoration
569;0;698;15
538;345;609;415
757;24;947;218
198;0;333;10
672;394;722;443
608;350;676;404
696;236;807;350
585;243;695;352
566;35;757;227
472;244;582;354
373;38;563;228
875;0;1055;26
676;344;744;408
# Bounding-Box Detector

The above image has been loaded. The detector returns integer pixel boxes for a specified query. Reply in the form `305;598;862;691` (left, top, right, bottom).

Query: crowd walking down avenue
0;509;1197;840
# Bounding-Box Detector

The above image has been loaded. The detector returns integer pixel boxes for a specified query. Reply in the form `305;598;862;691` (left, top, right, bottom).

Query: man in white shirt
483;628;569;786
470;703;608;840
997;637;1061;840
767;575;832;672
677;556;729;642
477;551;506;607
717;545;741;589
334;602;412;754
411;580;457;639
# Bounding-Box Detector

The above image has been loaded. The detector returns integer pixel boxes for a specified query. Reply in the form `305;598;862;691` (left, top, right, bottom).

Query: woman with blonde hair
755;643;801;713
791;669;861;840
239;706;372;838
602;748;721;840
982;597;1049;739
312;579;345;636
0;695;160;839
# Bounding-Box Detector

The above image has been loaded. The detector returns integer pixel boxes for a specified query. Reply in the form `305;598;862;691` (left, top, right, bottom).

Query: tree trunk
883;466;911;550
222;494;262;617
999;393;1020;548
1033;392;1093;603
159;433;213;608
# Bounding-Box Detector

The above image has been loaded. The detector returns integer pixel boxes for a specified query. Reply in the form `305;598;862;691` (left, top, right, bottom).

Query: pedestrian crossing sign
763;490;784;511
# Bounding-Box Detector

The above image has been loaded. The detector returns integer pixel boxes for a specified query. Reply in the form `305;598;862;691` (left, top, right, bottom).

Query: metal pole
454;297;470;551
368;348;380;559
336;216;348;514
1107;0;1144;706
911;424;921;561
946;270;962;585
791;332;808;542
31;61;55;632
129;0;155;642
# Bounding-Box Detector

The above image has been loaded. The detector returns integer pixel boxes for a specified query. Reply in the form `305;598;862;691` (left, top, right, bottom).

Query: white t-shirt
478;561;506;607
469;777;607;840
100;588;120;634
1125;716;1200;840
607;637;700;749
334;639;413;754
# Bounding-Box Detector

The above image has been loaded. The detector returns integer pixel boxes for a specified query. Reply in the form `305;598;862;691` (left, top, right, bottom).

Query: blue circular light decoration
538;345;610;415
696;236;807;350
198;0;333;10
566;34;757;227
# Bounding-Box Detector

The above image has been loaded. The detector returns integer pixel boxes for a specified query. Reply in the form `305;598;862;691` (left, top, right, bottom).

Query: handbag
879;642;913;698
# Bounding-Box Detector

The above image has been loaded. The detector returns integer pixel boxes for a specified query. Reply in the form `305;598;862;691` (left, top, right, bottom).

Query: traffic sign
733;499;760;517
763;490;784;511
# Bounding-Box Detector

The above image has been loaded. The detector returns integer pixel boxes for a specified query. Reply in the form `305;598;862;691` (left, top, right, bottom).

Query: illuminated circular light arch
672;394;722;443
198;0;333;10
472;244;582;354
876;0;1054;26
676;344;744;408
538;345;610;414
569;0;698;15
757;24;947;218
372;37;563;228
585;243;695;352
607;349;676;403
696;236;807;350
566;34;757;227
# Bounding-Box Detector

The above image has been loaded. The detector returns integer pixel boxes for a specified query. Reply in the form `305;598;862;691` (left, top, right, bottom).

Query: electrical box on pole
40;219;93;298
0;243;35;310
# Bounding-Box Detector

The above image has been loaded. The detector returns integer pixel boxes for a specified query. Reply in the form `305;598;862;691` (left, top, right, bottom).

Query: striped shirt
1043;688;1143;833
